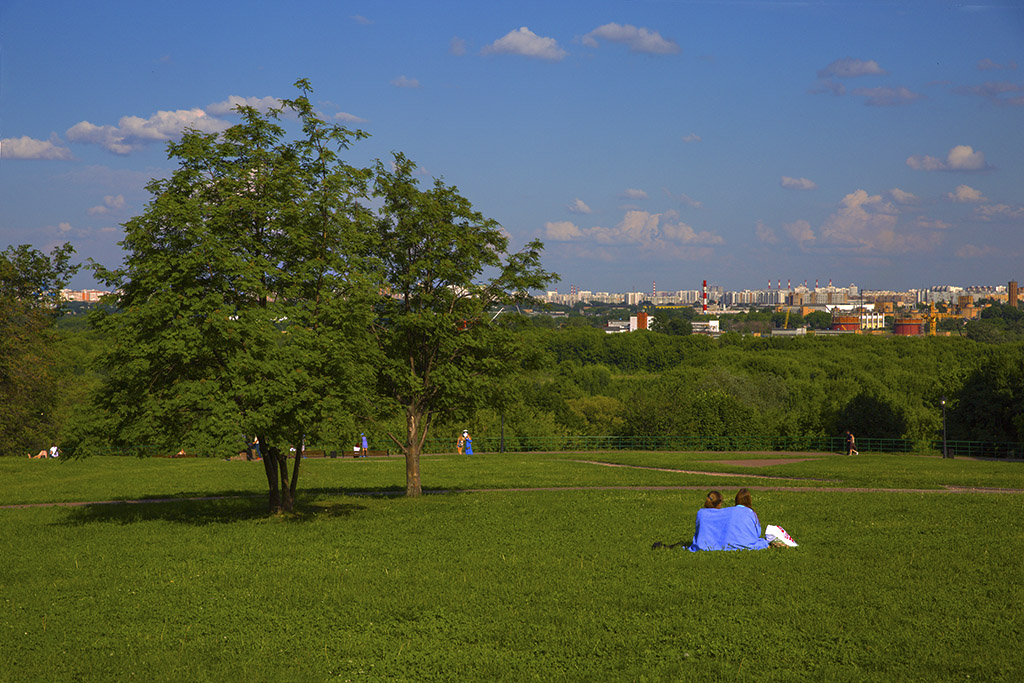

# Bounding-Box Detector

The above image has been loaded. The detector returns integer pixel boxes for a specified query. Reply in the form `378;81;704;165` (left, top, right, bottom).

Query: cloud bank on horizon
2;2;1022;291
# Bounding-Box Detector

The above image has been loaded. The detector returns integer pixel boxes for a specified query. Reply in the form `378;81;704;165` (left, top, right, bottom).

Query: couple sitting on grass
654;488;795;551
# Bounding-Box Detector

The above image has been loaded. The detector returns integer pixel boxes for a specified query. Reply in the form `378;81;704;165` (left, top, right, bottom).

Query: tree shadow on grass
52;488;390;527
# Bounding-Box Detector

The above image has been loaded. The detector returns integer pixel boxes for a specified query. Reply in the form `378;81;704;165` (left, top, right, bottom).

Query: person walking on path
845;430;858;456
456;431;466;455
464;431;473;455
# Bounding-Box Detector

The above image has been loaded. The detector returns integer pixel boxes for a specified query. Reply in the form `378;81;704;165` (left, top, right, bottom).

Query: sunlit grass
2;453;1022;681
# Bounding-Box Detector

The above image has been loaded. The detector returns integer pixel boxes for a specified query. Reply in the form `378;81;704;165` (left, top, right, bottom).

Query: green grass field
2;452;1022;681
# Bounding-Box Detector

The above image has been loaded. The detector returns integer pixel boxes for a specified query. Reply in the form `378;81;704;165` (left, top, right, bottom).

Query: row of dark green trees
13;308;1024;469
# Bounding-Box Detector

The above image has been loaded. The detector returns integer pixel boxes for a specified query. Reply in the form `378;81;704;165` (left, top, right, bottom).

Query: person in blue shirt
689;488;770;552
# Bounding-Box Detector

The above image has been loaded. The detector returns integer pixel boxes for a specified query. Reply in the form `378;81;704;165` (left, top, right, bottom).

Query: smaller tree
369;154;557;496
0;244;79;456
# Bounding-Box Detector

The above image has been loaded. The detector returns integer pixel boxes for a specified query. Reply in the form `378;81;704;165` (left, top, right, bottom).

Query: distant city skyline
541;279;1009;295
2;1;1023;291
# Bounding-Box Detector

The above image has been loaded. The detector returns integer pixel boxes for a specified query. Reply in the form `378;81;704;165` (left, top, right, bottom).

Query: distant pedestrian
456;431;466;455
845;430;858;456
360;433;369;458
49;444;60;458
464;431;473;455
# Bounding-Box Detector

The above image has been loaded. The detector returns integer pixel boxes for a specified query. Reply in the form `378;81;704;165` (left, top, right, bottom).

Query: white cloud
620;188;647;200
450;36;467;56
817;189;939;252
755;221;778;244
206;96;282;116
977;58;1017;71
67;108;230;155
946;145;988;170
916;216;951;230
662;189;702;208
544;220;583;241
946;184;987;203
581;23;680;55
0;135;73;160
545;210;722;251
333;111;367;123
780;176;817;191
817;57;886;79
784;219;816;243
567;198;592;214
907;145;988;172
351;14;372;25
905;154;945;171
954;81;1024;106
851;86;923;106
682;133;701;143
976;203;1024;221
889;188;918;204
482;27;566;61
956;244;997;258
87;194;127;216
391;75;421;88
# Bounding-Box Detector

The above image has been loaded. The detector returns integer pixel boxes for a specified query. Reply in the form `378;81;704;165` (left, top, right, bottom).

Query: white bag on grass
765;524;798;547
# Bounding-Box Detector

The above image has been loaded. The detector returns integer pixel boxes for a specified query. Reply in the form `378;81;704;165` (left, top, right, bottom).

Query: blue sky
2;0;1022;292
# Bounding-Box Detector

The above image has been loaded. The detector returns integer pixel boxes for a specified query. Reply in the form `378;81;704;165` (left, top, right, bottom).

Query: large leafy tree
370;154;557;496
91;81;377;512
0;243;79;456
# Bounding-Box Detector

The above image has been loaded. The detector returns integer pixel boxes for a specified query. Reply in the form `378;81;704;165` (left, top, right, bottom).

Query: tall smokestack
702;279;708;314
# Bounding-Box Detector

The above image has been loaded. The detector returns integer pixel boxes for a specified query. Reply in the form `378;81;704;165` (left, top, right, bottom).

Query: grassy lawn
2;453;1023;681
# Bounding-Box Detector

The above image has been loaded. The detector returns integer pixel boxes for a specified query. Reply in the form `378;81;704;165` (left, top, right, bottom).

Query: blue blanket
689;506;769;552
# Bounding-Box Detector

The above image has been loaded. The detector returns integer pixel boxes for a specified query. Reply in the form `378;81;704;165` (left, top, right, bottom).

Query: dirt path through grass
569;458;834;482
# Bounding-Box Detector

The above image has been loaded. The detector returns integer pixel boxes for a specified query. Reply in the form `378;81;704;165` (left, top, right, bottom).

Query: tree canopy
90;81;377;512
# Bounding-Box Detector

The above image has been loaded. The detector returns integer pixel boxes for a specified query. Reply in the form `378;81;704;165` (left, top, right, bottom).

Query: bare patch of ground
711;458;822;468
570;459;829;482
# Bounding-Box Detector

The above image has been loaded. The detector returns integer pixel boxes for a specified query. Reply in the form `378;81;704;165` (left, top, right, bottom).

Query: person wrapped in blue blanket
689;488;770;552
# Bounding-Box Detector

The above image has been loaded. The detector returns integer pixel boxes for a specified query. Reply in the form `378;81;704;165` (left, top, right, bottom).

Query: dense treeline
20;308;1024;458
436;325;1024;453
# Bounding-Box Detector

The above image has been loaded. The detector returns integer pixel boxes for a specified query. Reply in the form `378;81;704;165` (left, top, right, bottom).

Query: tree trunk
277;449;293;513
405;408;423;497
261;436;281;513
